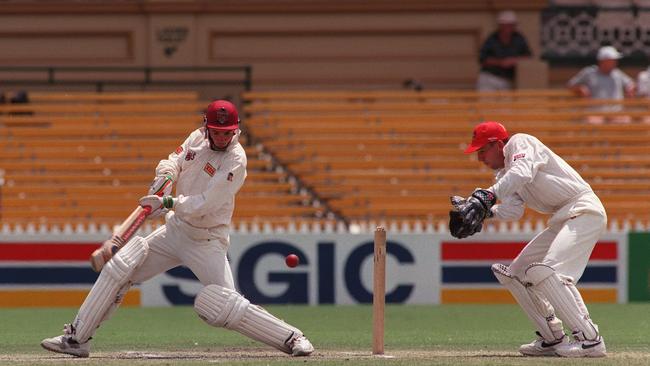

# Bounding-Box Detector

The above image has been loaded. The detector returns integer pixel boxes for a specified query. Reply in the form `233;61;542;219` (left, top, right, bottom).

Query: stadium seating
3;89;649;231
26;91;200;103
242;90;650;227
0;92;325;230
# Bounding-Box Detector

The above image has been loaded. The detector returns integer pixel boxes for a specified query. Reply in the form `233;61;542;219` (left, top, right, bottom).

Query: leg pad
195;285;304;354
73;237;148;342
491;263;565;341
526;263;599;341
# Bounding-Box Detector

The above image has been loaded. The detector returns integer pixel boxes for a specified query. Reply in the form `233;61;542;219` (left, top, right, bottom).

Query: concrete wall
0;1;547;91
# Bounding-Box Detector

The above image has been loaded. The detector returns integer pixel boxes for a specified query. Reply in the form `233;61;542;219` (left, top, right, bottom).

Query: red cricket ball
285;254;299;268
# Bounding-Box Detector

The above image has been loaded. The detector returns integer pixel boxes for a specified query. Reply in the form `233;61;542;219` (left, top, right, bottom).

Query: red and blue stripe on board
441;241;618;284
0;243;100;284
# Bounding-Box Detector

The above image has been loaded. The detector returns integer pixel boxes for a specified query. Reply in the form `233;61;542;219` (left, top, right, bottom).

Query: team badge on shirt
227;172;234;182
175;146;183;154
185;150;196;161
513;153;526;161
204;163;216;177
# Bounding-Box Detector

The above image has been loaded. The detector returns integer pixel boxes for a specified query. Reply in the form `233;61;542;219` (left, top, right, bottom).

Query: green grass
1;304;649;365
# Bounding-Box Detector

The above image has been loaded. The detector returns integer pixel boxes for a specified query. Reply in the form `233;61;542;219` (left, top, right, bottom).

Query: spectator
636;65;650;124
477;10;532;91
637;65;650;97
567;46;635;124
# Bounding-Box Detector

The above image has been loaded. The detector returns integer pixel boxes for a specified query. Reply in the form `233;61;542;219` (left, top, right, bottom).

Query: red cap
464;121;508;153
204;100;239;131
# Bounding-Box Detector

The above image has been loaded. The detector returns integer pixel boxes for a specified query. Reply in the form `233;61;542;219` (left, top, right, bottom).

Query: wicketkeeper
41;100;314;358
449;121;607;357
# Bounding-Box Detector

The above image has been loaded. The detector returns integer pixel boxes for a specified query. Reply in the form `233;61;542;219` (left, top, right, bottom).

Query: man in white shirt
567;46;635;124
636;66;650;123
41;100;314;358
451;121;607;357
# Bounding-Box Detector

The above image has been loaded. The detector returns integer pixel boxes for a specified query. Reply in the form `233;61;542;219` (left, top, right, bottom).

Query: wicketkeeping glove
449;196;483;239
461;189;496;229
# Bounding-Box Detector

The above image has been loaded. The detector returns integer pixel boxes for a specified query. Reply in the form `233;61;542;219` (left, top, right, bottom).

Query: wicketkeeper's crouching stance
449;121;607;358
41;100;314;358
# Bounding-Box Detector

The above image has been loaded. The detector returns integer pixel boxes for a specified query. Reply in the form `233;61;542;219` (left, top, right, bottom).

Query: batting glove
139;195;175;218
148;173;174;196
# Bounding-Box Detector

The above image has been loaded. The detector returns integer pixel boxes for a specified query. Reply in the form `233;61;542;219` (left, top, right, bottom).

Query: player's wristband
162;196;175;209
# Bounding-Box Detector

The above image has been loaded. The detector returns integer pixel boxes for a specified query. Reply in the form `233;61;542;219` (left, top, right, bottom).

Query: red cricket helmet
464;121;509;154
204;100;239;131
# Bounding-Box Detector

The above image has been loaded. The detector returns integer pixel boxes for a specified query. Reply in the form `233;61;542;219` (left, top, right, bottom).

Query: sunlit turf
2;303;649;365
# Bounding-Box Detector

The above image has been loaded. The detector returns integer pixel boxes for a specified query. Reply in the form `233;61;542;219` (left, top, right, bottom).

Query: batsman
449;121;607;358
41;100;314;358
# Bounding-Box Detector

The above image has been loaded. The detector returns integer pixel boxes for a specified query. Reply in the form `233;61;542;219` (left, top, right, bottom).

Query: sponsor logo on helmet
215;107;229;125
203;163;216;177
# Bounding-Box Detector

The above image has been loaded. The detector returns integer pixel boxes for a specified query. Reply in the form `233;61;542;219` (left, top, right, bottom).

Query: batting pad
526;263;599;341
195;285;302;354
491;264;565;341
73;236;149;343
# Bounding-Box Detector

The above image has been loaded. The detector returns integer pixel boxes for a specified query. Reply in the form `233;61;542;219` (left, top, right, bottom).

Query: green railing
0;65;252;92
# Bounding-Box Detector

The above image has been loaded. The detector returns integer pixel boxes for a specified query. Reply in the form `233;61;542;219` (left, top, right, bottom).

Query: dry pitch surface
3;349;650;366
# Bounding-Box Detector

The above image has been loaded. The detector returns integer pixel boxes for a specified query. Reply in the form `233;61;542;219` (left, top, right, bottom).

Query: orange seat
242;89;650;227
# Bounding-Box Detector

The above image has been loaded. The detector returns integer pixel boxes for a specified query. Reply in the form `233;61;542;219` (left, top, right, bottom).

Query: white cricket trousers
509;212;607;283
130;212;235;289
476;71;513;91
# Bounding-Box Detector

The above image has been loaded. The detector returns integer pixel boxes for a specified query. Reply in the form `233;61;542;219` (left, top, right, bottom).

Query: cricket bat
89;205;152;272
89;175;172;272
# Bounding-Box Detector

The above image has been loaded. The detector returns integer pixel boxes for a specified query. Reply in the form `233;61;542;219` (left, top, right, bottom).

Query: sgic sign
142;234;440;306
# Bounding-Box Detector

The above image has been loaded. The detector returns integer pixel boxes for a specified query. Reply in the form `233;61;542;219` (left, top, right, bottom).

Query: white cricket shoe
554;332;606;358
289;335;314;356
40;324;90;358
519;332;568;357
